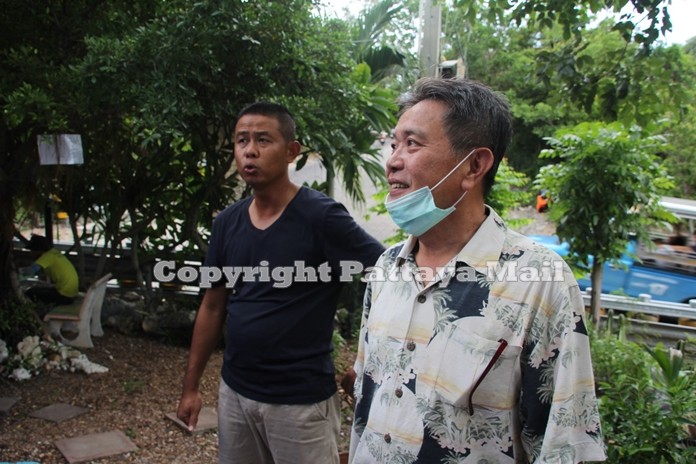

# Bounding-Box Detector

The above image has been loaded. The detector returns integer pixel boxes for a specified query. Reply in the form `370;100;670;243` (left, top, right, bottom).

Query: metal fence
583;291;696;351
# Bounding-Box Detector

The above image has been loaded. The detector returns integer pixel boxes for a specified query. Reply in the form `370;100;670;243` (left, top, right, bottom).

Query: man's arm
322;201;385;272
176;285;228;431
340;368;357;400
20;262;42;277
520;283;606;463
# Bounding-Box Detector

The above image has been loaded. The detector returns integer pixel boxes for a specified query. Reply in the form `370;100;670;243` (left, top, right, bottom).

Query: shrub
0;298;41;348
591;316;696;463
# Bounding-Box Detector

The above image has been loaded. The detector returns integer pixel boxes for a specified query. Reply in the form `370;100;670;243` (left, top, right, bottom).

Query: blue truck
528;196;696;305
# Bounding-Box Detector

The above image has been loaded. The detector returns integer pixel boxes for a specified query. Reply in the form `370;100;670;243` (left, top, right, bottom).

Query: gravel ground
1;330;221;463
0;329;356;464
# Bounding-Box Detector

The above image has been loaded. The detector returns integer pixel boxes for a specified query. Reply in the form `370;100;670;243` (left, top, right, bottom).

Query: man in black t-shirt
176;102;384;463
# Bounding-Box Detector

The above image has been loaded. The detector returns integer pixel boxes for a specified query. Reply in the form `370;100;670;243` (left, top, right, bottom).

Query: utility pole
418;0;442;77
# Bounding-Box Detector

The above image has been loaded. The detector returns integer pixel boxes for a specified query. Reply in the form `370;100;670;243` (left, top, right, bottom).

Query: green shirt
35;249;79;298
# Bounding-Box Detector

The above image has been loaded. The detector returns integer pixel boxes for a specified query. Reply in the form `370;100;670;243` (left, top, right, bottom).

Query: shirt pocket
418;323;522;413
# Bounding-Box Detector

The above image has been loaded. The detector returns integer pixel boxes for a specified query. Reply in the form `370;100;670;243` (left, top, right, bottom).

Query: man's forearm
182;287;227;392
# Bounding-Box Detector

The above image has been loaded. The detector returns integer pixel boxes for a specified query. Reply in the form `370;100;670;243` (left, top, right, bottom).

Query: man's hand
176;286;227;432
177;390;203;432
340;368;357;400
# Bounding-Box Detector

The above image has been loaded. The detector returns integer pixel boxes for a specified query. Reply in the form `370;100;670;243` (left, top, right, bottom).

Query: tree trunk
69;211;86;288
326;170;335;198
590;261;604;326
127;209;147;294
0;180;22;308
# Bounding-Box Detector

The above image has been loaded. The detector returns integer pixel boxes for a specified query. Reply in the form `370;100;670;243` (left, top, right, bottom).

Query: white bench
43;273;112;348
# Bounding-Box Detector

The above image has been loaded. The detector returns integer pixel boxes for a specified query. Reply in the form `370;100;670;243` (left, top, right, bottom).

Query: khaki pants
218;380;340;464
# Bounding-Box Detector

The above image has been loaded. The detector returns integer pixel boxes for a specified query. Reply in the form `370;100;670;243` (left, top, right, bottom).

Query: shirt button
384;433;391;444
395;388;403;398
406;341;416;351
417;294;426;303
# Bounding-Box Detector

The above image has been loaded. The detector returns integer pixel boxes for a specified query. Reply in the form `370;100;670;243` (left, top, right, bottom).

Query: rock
142;310;196;335
99;292;198;341
70;354;109;374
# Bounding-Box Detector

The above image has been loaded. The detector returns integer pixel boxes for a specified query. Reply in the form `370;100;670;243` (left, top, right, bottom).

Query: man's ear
286;140;302;163
461;148;494;190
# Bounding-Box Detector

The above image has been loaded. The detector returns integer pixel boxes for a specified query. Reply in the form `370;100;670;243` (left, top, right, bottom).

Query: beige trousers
217;380;340;464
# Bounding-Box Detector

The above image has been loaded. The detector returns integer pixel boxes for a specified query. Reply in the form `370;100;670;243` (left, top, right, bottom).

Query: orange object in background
536;191;549;213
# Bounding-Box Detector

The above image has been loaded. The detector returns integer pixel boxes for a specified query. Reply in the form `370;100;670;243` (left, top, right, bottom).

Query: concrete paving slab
0;396;20;414
165;406;217;434
55;430;137;464
29;403;88;423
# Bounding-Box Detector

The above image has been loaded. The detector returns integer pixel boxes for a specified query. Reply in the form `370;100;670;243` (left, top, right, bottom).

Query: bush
0;298;41;348
591;316;696;463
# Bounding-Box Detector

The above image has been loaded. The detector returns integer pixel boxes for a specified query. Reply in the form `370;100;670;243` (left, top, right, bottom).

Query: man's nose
242;141;258;158
386;143;403;173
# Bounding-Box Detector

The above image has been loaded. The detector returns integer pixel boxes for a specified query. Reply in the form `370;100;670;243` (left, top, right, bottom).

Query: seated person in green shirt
21;235;79;312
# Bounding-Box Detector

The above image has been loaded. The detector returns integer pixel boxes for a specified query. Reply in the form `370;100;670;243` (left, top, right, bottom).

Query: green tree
663;111;696;199
350;0;408;83
0;0;162;307
0;0;399;338
535;122;674;323
486;158;533;229
439;1;696;183
479;0;673;49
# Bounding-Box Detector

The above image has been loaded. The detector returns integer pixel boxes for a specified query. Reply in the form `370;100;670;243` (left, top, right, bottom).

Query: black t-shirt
205;186;384;404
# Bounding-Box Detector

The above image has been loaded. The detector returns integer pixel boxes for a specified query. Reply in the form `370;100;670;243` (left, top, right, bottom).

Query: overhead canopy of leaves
457;0;673;49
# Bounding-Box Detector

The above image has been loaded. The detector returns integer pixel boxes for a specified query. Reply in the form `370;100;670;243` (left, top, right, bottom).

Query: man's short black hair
236;102;297;142
26;235;51;252
398;78;512;198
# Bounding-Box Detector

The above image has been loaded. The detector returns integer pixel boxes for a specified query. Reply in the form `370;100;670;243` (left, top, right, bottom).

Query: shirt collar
457;206;507;273
395;206;507;274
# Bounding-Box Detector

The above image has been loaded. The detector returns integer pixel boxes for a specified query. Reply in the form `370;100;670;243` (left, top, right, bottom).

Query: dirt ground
0;329;357;464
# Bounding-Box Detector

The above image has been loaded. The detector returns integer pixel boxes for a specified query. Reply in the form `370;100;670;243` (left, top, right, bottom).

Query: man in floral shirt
346;78;606;463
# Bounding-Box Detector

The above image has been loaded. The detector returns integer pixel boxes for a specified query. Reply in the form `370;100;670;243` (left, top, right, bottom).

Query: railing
582;291;696;322
584;291;696;350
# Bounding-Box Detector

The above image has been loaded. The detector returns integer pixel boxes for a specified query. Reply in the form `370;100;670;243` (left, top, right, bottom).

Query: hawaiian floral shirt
349;208;606;463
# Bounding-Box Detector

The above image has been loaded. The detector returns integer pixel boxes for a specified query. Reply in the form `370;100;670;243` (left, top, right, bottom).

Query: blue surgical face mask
385;149;475;236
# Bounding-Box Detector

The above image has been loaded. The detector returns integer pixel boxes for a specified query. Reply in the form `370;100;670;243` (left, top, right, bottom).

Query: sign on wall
37;134;84;165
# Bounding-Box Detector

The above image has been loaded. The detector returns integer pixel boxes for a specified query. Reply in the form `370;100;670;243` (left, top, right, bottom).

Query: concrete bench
43;273;112;348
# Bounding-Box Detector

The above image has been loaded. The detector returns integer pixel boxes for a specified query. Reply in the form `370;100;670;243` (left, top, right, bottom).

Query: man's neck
414;202;487;272
249;181;300;230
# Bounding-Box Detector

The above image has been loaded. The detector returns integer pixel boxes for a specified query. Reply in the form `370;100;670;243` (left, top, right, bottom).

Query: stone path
165;406;218;435
0;396;217;462
55;431;136;464
0;396;19;414
28;403;88;423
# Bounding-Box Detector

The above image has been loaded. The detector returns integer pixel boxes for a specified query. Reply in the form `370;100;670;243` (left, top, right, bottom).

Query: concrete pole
418;0;442;77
